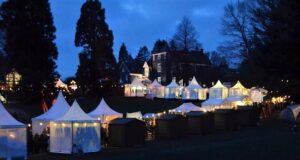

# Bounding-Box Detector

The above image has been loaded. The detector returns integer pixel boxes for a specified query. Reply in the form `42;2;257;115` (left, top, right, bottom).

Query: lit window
158;55;161;60
157;63;161;72
158;77;161;82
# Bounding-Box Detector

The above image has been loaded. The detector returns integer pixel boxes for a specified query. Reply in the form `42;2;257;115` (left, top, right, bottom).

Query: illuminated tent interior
249;87;268;103
0;102;27;160
278;104;300;122
124;77;146;97
142;113;159;119
55;79;68;89
201;98;232;111
126;111;143;119
50;100;101;154
147;79;165;98
32;91;70;135
164;79;181;99
226;96;253;107
88;98;122;124
209;80;228;99
182;77;207;100
229;81;249;97
170;103;202;113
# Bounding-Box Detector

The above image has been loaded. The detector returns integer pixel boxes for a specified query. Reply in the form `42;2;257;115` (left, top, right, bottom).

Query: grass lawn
29;119;300;160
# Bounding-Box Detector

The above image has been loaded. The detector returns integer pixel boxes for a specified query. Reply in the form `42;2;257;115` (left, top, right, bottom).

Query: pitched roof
231;81;246;89
88;98;122;117
149;79;163;87
170;102;201;112
129;77;145;87
185;77;203;90
211;80;227;89
166;79;180;88
55;100;96;122
0;102;25;128
32;91;70;121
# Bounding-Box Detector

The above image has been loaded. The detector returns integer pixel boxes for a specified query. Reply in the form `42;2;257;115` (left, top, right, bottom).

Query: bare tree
219;0;254;60
172;17;200;51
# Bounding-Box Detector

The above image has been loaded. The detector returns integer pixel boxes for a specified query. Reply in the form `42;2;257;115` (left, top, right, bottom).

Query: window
158;77;162;83
157;63;161;72
158;54;161;60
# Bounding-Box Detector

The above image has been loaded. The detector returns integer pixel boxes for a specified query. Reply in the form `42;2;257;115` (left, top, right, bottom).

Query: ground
29;119;300;160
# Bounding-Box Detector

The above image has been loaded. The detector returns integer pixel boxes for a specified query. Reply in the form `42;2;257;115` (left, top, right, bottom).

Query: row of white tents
124;77;267;106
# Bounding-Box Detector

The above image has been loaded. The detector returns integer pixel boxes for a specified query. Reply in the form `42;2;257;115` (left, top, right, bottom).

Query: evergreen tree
134;46;150;73
151;40;169;54
118;43;131;63
0;0;58;102
75;0;117;93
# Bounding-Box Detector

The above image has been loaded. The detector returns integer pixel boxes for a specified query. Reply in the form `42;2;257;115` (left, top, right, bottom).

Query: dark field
30;119;300;160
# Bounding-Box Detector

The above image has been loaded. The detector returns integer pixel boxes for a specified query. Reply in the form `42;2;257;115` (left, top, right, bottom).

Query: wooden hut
155;114;187;139
186;111;214;134
214;109;238;130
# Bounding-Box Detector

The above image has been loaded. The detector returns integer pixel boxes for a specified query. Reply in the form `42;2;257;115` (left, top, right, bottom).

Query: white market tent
50;100;101;154
124;77;146;97
249;87;268;103
229;81;249;97
147;79;165;98
126;111;143;119
164;79;181;99
182;77;207;100
278;104;300;122
170;103;202;113
0;102;27;160
88;98;122;124
226;96;253;107
209;80;229;99
32;91;70;135
201;98;231;111
142;113;159;119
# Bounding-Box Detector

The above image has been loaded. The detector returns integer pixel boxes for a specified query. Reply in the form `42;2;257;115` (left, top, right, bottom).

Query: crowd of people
27;128;49;154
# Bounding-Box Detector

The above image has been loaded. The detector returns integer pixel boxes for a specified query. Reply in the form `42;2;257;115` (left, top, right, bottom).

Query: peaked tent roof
202;98;227;106
170;103;201;112
149;79;163;87
129;77;145;87
32;91;70;121
88;98;122;117
166;79;180;88
143;61;149;68
231;81;246;89
0;102;25;128
55;100;97;122
185;77;203;90
211;80;227;89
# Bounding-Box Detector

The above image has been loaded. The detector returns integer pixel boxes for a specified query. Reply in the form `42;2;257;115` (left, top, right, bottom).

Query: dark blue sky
49;0;236;79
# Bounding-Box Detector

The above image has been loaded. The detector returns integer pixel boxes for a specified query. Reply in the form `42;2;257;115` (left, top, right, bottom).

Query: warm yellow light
93;123;97;126
28;124;31;127
53;123;57;126
62;123;65;127
74;123;79;127
9;134;15;139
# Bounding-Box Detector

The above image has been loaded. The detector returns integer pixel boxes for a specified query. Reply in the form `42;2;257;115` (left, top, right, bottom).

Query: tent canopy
279;104;300;122
202;99;227;106
32;91;70;121
142;113;159;119
185;77;203;90
226;96;247;102
88;98;122;117
170;103;201;112
0;102;25;128
149;79;163;87
55;100;96;122
126;111;142;119
129;77;145;87
166;79;180;88
231;81;246;89
211;80;227;89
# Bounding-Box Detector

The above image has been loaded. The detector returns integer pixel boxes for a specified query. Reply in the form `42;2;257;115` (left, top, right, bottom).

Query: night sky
15;0;238;79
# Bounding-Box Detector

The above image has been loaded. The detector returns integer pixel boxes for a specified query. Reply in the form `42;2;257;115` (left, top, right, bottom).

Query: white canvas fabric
50;100;100;154
126;111;143;119
182;77;206;100
148;79;165;98
170;103;202;113
250;88;268;103
124;77;146;97
279;104;300;122
0;102;27;159
209;80;228;99
88;98;122;123
32;91;70;134
229;81;249;97
165;79;181;99
201;98;232;111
